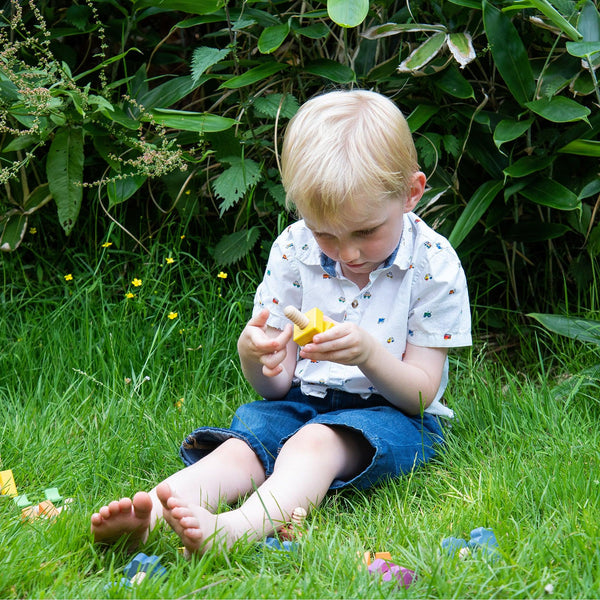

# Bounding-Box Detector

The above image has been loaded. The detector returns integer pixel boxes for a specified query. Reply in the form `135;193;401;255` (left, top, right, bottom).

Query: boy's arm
300;326;447;415
238;309;296;400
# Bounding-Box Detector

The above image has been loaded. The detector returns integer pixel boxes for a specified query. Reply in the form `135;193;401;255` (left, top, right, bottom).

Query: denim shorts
180;387;445;491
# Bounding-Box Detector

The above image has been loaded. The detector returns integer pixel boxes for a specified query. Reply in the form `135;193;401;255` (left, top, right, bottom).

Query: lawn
1;245;599;599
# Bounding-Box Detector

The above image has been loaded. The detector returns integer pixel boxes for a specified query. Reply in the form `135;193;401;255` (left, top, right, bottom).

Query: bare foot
91;492;153;548
156;482;239;556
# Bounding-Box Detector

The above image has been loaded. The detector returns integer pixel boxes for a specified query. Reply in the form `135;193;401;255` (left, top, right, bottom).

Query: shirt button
351;300;359;308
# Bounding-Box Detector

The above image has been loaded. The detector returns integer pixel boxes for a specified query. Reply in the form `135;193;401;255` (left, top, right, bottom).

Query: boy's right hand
238;309;293;377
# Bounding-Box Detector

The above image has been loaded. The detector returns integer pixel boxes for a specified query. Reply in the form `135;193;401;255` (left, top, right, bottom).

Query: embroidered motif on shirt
424;311;432;318
293;281;300;288
444;333;452;340
378;318;385;324
387;337;395;343
338;296;345;303
449;289;455;294
424;273;432;281
424;241;432;248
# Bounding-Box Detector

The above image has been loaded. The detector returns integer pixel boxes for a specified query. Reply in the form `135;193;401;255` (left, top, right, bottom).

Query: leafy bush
2;0;599;325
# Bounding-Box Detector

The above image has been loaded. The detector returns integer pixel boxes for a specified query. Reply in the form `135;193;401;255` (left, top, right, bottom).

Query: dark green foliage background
2;0;599;330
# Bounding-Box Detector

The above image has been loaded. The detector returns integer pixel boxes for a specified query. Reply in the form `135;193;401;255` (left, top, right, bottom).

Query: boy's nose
339;244;360;263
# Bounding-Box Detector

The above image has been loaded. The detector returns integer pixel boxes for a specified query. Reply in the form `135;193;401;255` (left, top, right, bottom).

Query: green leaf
447;32;476;68
107;171;148;208
258;22;290;54
214;227;260;265
213;156;262;214
398;32;446;72
406;105;440;132
503;155;554;177
525;96;591;123
565;41;600;57
327;0;369;28
147;109;236;132
578;179;600;200
493;118;534;149
191;46;231;83
304;59;356;83
133;0;221;14
0;213;28;252
558;139;600;156
2;134;43;153
252;94;299;119
362;23;447;40
482;0;535;105
448;180;503;248
46;126;84;236
578;0;600;42
294;23;330;39
525;0;583;41
520;178;580;210
24;183;52;214
139;75;203;110
529;313;600;345
219;62;288;89
434;64;475;99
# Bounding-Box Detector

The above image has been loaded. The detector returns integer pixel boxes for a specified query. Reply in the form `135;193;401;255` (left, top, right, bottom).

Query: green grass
1;244;600;599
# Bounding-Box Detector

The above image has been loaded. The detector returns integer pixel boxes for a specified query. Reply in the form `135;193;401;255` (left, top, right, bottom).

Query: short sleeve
407;247;472;348
253;228;303;331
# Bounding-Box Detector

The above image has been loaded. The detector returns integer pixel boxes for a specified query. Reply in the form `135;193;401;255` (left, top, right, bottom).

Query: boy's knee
285;423;354;454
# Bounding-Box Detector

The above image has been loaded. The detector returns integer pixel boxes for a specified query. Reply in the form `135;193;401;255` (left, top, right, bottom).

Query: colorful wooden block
0;470;17;497
44;487;63;504
284;306;334;346
38;500;60;518
14;494;32;509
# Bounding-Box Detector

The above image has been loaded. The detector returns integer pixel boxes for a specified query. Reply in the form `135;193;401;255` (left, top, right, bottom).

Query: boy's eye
355;227;377;237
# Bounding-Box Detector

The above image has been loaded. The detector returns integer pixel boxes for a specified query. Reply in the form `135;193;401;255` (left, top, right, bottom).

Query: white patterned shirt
253;212;472;417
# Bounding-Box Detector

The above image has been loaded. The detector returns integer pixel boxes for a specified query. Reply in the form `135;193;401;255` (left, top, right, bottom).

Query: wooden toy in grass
284;306;334;346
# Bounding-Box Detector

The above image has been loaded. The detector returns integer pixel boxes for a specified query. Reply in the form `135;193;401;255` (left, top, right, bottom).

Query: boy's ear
404;171;426;213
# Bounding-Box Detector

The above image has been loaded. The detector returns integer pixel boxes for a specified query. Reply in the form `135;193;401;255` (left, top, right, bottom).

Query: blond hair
281;89;418;223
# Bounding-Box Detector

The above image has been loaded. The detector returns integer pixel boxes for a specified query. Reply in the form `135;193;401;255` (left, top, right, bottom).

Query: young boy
91;90;471;555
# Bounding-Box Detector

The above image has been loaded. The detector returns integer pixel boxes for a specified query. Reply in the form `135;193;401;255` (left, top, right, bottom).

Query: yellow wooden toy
284;306;334;346
0;469;18;497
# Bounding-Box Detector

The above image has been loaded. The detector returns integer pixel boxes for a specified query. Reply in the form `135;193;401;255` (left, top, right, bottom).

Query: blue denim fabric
180;387;444;491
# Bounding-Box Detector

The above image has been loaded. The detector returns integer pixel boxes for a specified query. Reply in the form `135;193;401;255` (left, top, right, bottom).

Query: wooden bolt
284;306;334;346
291;506;307;527
284;305;309;329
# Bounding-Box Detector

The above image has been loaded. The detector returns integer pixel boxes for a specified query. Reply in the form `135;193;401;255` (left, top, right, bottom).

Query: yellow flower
125;292;135;299
101;242;112;248
180;234;185;240
217;272;228;279
185;190;191;195
29;227;37;235
64;274;73;281
166;257;175;264
131;278;142;287
168;311;178;320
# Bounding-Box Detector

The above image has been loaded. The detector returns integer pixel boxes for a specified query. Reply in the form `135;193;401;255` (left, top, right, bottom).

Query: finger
247;308;270;328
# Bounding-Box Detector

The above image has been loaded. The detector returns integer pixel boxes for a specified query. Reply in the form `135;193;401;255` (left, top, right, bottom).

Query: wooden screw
291;506;307;527
284;305;309;329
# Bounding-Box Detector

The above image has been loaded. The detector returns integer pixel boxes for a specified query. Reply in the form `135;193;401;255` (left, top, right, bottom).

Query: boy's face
304;198;407;284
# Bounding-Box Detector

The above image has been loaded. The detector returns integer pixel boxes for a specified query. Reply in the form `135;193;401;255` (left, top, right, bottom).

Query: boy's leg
90;437;266;545
159;423;372;554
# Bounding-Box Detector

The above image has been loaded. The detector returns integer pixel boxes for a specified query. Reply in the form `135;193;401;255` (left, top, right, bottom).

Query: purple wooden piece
368;558;416;589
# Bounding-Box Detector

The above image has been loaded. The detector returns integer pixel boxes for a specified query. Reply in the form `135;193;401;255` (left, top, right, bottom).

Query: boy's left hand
299;322;376;367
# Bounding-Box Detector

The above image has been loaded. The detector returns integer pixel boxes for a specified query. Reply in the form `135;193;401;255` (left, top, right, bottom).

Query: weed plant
1;243;599;598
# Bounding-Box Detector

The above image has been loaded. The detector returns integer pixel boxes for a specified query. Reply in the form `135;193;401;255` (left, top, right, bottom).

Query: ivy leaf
213;156;262;214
